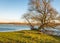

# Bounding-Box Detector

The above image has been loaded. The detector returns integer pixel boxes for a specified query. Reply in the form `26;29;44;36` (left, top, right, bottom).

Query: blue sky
0;0;60;22
52;0;60;13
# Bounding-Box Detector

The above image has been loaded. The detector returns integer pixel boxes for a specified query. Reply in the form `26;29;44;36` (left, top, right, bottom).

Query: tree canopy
22;0;60;30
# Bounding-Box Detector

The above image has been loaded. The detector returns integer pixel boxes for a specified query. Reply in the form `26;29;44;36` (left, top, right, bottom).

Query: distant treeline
0;22;60;26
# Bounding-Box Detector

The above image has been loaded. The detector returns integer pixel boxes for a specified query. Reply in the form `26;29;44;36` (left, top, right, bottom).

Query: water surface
0;24;60;33
0;24;31;32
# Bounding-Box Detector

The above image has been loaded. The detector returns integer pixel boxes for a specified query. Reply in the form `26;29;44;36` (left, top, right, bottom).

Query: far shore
0;22;60;26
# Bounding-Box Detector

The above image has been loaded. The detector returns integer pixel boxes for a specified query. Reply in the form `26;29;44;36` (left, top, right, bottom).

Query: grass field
0;30;60;43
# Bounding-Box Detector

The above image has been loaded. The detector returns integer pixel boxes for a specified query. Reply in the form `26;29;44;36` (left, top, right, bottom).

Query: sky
0;0;60;22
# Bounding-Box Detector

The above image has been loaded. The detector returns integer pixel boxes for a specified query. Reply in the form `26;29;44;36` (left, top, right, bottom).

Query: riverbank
0;30;60;43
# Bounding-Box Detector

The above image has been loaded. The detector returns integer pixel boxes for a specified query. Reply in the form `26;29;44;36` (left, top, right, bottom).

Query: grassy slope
0;30;60;43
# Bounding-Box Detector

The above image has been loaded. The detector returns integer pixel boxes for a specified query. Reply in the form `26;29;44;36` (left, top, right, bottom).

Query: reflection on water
44;27;60;36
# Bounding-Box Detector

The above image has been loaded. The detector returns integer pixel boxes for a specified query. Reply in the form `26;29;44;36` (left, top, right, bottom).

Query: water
0;24;60;34
0;24;31;32
44;27;60;36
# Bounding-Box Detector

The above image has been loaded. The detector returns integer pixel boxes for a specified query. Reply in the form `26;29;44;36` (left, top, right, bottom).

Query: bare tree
22;0;59;31
28;0;59;30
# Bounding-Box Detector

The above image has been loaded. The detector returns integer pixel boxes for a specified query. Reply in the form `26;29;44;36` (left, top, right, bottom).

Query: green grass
0;30;60;43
